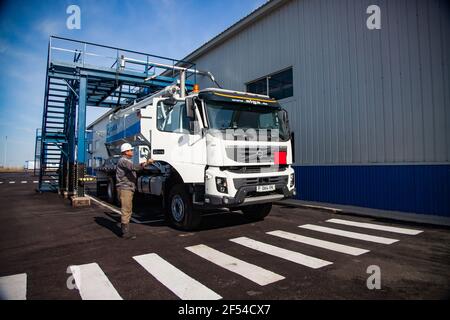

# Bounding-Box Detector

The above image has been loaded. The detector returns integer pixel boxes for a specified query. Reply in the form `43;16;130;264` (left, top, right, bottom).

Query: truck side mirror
186;97;195;119
279;109;289;130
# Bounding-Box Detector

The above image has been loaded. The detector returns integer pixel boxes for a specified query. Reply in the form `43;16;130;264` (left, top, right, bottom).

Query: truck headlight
215;177;228;194
289;173;295;188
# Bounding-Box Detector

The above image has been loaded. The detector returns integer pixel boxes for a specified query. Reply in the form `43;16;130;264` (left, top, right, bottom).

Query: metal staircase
38;36;197;195
38;73;69;191
39;50;80;191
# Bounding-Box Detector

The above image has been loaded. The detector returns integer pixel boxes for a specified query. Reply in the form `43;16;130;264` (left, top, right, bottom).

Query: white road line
69;263;122;300
229;237;332;269
326;218;423;235
21;181;27;184
9;181;15;184
267;230;369;256
299;224;399;244
0;182;3;184
133;253;222;300
0;273;27;300
33;181;38;184
44;180;50;183
186;244;285;286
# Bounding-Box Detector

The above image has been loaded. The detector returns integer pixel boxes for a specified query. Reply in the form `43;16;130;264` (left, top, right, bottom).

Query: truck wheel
166;184;201;230
107;177;119;206
241;203;272;221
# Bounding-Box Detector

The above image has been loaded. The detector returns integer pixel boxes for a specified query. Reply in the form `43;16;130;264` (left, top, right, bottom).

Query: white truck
95;81;296;230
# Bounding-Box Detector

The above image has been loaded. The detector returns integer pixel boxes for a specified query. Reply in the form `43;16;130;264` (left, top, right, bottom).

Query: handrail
49;35;196;67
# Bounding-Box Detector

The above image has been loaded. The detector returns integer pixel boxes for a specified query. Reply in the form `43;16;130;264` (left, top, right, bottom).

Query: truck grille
233;175;288;189
225;146;287;163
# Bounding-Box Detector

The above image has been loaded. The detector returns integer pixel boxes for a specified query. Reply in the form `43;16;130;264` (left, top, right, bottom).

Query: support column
72;76;90;207
67;95;77;194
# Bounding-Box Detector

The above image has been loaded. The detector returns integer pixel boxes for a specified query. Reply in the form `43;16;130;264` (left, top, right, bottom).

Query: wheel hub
171;195;184;222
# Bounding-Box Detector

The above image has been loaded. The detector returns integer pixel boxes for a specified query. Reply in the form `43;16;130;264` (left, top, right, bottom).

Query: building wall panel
193;0;449;165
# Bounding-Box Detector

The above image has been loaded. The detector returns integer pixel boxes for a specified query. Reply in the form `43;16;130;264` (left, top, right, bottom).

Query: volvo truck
95;80;296;230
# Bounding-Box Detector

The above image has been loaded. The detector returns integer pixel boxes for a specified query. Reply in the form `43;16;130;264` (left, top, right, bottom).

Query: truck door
151;100;206;183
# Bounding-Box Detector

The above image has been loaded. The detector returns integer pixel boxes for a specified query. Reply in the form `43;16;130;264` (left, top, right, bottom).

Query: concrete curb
275;199;450;228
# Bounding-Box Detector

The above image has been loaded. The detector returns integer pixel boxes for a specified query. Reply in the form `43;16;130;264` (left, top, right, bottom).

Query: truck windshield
204;101;290;141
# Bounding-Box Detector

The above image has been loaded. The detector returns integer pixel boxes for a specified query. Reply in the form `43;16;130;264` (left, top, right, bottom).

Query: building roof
87;108;115;129
182;0;290;62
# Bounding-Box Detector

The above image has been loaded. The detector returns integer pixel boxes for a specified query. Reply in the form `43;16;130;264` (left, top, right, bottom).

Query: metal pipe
180;70;186;98
123;57;221;88
124;57;198;73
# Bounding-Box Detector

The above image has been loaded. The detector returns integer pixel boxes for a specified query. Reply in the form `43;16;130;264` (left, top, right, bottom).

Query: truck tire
241;203;272;221
166;184;201;230
107;177;120;206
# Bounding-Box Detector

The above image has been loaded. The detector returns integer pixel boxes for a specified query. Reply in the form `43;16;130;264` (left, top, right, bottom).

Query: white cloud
35;19;62;37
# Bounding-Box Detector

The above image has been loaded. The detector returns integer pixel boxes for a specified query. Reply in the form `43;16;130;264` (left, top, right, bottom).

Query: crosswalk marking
267;230;369;256
326;218;423;235
186;244;285;286
21;181;27;184
33;181;38;184
299;224;399;244
9;181;15;184
69;263;122;300
0;273;27;300
133;253;222;300
230;237;332;269
0;182;3;184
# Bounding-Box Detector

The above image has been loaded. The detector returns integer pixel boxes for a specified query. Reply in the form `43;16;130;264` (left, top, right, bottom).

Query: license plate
256;184;276;192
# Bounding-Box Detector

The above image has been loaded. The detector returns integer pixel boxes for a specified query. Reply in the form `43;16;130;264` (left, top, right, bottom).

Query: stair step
49;82;66;86
49;88;69;93
46;121;65;125
44;138;67;141
47;105;66;109
48;93;68;98
47;100;66;104
45;116;65;119
46;111;65;114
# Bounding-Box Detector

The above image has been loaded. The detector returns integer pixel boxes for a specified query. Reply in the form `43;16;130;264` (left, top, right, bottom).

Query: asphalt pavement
0;172;449;300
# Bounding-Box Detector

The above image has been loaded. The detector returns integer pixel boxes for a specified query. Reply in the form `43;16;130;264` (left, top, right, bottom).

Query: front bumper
203;166;296;208
205;185;296;208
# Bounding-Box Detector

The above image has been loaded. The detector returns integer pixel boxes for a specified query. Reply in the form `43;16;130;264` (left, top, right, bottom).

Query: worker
116;142;154;239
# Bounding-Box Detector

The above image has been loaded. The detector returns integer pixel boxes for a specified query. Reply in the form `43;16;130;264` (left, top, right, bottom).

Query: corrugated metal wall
194;0;450;165
191;0;450;216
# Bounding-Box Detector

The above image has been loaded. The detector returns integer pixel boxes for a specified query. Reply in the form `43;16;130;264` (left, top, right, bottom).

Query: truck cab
97;86;296;230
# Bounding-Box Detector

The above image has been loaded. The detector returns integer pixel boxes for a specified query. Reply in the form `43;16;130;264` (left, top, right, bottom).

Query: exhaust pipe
180;70;186;98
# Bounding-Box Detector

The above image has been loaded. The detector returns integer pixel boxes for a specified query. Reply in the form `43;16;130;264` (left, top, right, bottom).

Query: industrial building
181;0;450;218
86;0;449;218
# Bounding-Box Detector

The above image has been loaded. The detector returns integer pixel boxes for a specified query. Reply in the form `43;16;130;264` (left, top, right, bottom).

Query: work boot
121;223;136;240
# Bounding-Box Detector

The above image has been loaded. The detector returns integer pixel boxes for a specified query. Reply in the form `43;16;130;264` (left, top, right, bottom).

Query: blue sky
0;0;266;166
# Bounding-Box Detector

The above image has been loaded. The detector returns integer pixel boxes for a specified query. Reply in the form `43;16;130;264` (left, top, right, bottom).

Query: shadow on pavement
94;216;122;238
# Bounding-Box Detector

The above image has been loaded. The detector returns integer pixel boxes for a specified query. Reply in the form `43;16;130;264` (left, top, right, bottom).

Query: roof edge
183;0;291;62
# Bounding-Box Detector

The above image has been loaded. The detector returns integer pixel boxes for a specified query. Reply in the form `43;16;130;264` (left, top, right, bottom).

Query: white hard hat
120;143;133;153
